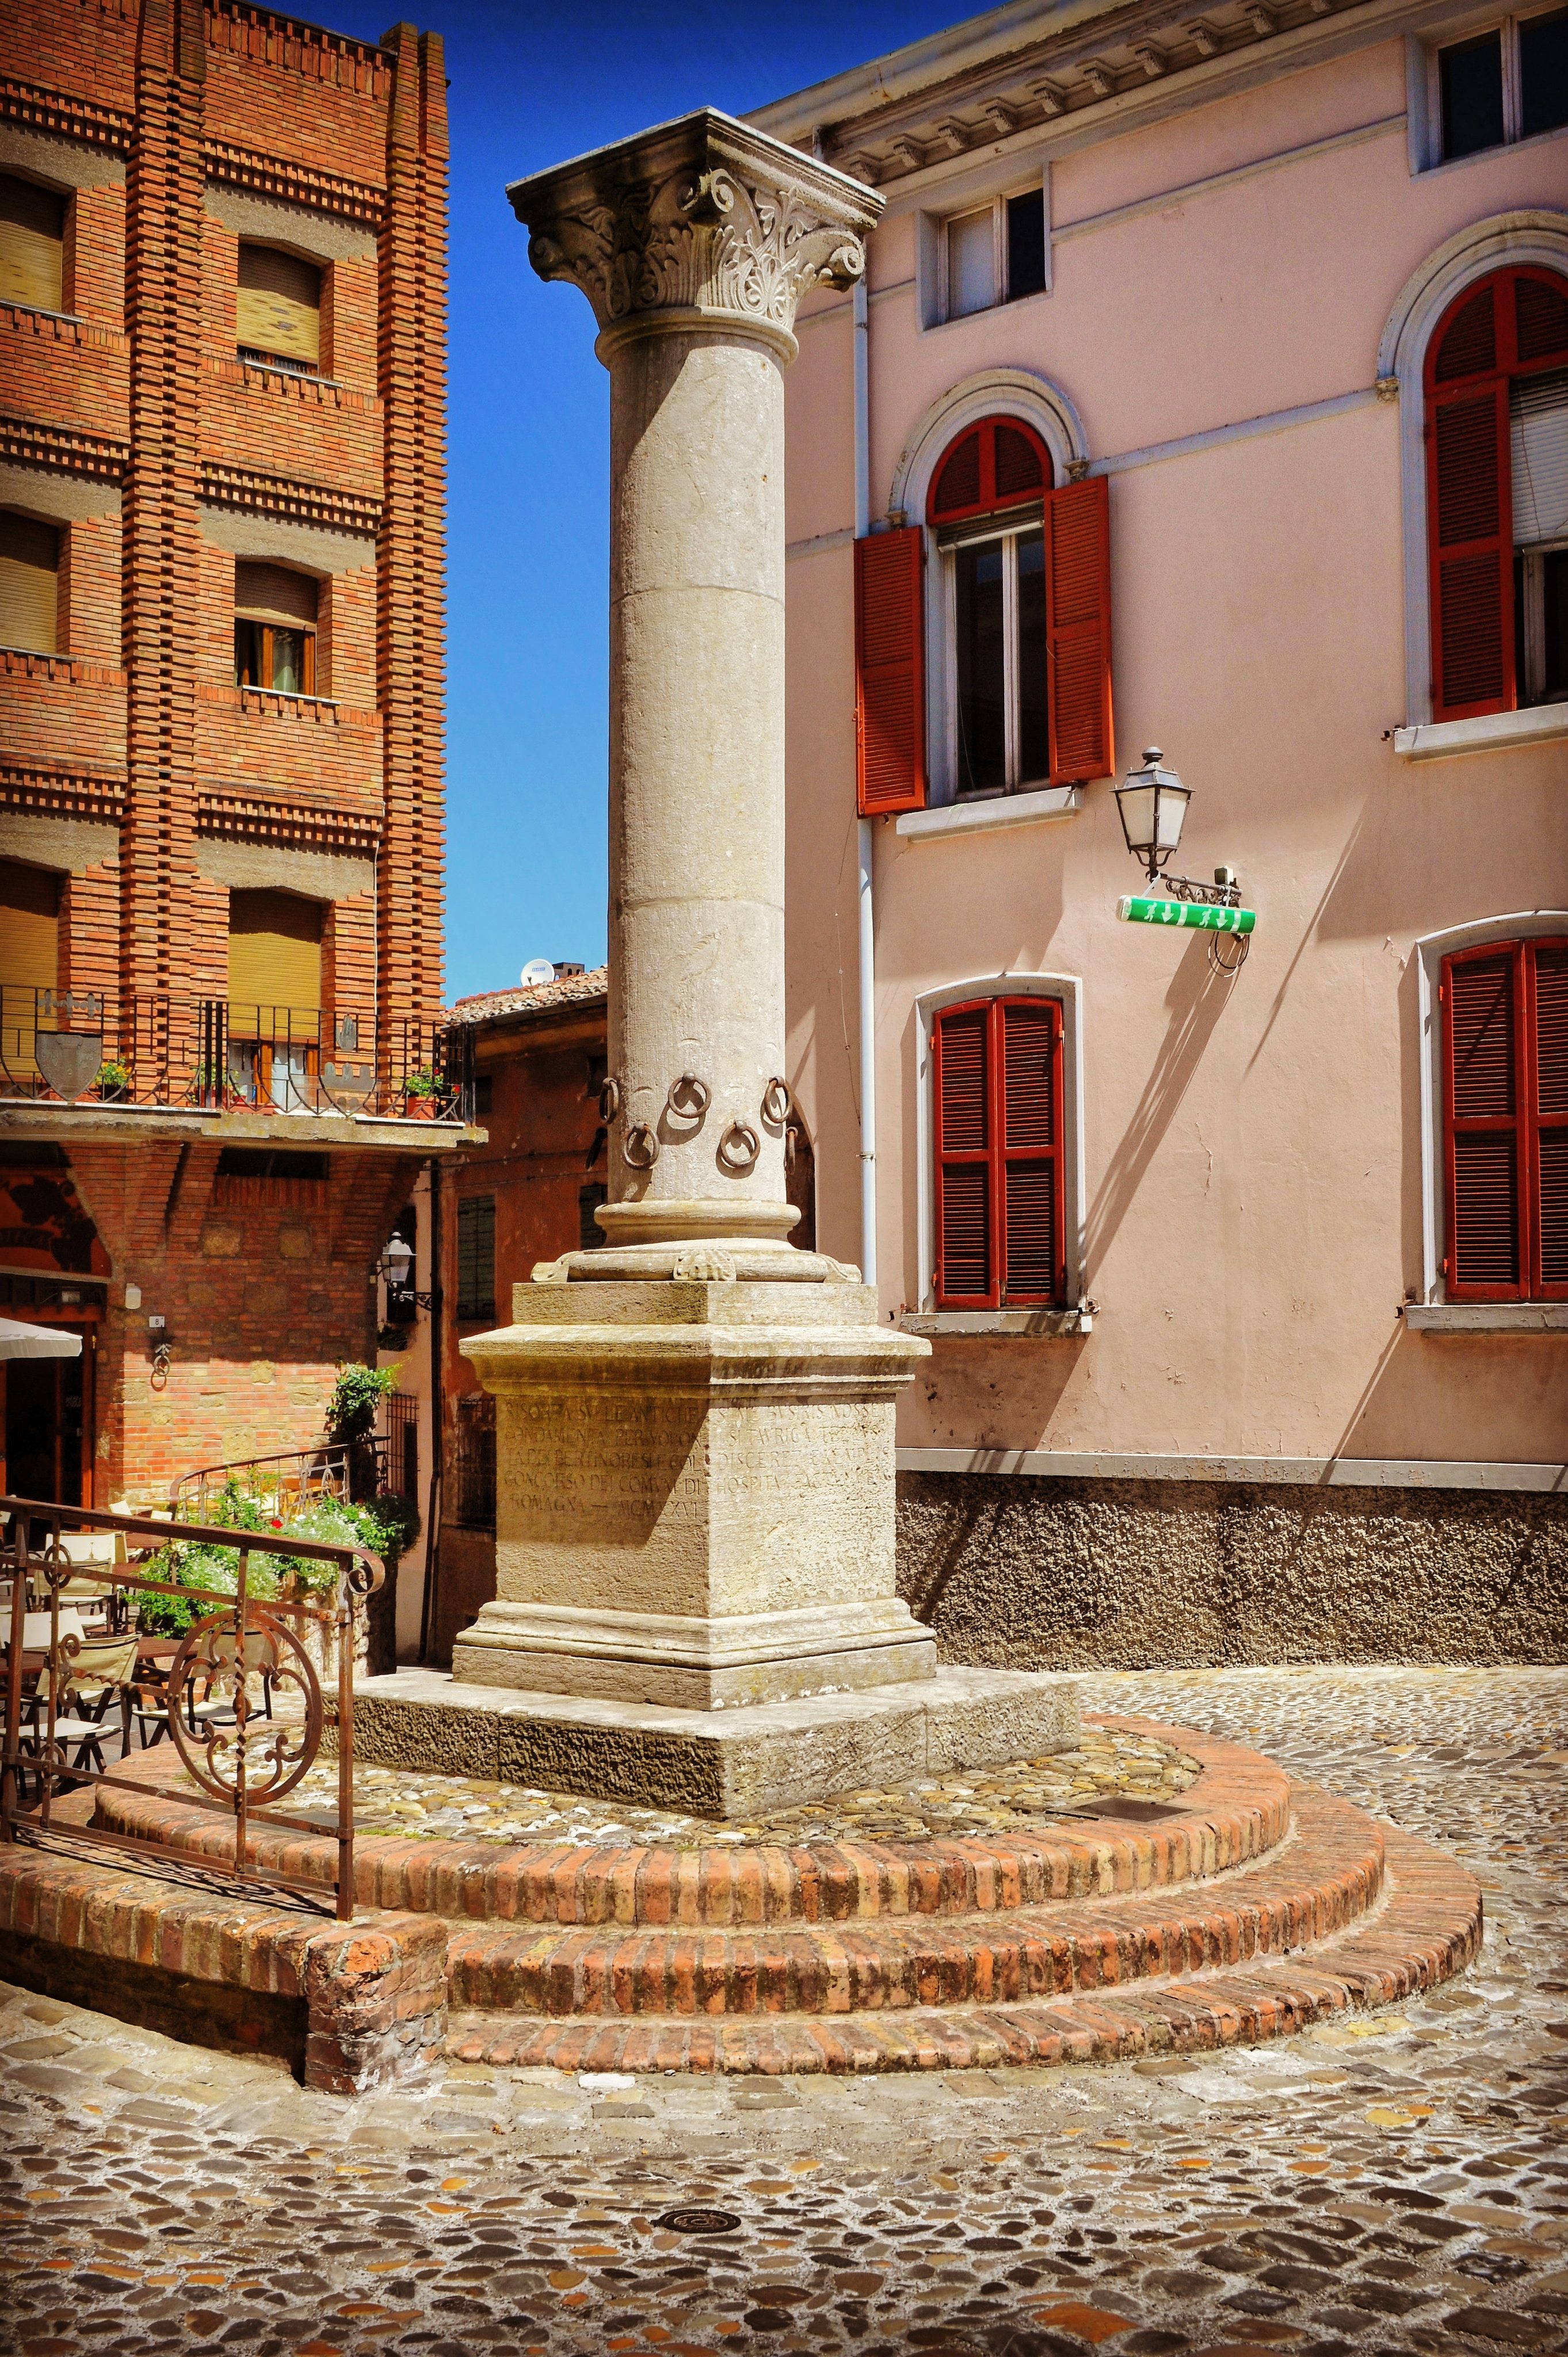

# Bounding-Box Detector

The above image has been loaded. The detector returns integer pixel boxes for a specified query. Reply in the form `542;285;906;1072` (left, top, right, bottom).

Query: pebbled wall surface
896;1473;1568;1666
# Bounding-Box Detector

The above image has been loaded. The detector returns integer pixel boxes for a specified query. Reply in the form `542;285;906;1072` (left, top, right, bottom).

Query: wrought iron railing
0;987;474;1123
166;1441;384;1525
1;1496;382;1919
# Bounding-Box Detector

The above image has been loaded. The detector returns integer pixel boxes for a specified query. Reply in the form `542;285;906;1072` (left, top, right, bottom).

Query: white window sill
1402;1302;1568;1332
899;1307;1093;1336
895;785;1081;841
1391;702;1568;760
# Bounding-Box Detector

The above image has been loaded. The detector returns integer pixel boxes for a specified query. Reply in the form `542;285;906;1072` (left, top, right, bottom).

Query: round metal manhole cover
655;2206;742;2234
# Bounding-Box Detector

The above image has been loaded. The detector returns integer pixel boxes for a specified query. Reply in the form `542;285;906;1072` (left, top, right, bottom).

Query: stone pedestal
451;1277;933;1708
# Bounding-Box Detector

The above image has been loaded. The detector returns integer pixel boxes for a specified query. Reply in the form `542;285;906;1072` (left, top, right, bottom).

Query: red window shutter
854;527;926;816
999;997;1063;1303
934;997;1064;1309
1444;947;1524;1298
1426;273;1515;722
933;1002;993;1305
1530;941;1568;1296
1044;474;1114;784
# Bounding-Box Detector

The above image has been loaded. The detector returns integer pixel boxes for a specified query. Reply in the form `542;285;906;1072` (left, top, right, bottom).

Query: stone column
516;110;876;1272
438;115;1078;1783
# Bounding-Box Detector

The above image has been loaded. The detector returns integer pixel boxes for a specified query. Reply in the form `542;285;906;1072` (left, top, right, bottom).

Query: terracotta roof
444;966;608;1027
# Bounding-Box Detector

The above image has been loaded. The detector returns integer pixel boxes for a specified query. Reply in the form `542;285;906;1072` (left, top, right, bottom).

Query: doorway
2;1347;86;1504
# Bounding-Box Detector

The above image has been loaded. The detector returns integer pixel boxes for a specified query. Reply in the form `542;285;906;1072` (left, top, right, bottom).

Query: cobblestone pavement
1;1666;1564;2357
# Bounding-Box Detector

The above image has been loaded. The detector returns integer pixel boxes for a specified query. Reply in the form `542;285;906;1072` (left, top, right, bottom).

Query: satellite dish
520;959;556;986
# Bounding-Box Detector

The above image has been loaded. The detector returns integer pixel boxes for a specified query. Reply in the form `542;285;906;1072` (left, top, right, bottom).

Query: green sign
1117;894;1256;935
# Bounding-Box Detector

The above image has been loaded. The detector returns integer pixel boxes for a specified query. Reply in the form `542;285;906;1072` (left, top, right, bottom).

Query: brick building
0;1;462;1509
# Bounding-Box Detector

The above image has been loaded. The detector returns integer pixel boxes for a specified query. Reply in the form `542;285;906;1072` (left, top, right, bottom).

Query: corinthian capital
507;108;883;346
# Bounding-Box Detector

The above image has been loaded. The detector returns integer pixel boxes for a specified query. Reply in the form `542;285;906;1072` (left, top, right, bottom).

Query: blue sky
342;1;963;1001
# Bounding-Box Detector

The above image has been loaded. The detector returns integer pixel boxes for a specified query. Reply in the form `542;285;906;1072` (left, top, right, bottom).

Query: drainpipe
853;274;877;1291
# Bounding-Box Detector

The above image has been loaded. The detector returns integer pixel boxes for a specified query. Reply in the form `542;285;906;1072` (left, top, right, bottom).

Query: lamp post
1114;747;1191;883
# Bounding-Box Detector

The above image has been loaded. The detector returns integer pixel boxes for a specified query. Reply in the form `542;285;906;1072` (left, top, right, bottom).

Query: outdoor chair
28;1632;140;1779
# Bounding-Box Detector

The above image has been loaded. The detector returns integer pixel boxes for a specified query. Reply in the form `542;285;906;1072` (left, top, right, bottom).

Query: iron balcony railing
166;1440;386;1526
0;987;475;1123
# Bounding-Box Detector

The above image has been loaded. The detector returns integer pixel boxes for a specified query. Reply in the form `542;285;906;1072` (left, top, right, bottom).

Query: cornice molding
195;785;383;858
0;768;127;825
203;139;386;227
0;77;132;155
509;108;882;346
205;5;392;98
199;462;381;537
0;415;128;482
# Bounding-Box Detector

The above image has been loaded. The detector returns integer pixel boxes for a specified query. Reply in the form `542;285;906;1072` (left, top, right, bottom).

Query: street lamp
1115;747;1191;883
377;1233;433;1315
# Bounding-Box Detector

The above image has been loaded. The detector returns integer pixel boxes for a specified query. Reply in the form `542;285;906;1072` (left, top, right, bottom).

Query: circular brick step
440;1783;1383;2019
93;1719;1291;1927
441;1824;1481;2076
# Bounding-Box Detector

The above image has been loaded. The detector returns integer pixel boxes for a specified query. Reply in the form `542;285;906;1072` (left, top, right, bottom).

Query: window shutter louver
934;997;1065;1309
1044;474;1114;783
0;174;65;313
228;888;324;1034
1533;944;1568;1294
1516;273;1568;365
934;1004;993;1305
854;527;926;816
0;513;59;654
1444;948;1524;1297
1428;377;1513;719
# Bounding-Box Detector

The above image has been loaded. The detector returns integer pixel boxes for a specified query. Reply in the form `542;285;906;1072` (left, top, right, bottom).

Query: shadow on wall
1088;932;1233;1271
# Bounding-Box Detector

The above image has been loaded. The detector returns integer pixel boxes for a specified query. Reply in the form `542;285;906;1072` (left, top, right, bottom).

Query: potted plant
402;1066;440;1118
96;1059;130;1102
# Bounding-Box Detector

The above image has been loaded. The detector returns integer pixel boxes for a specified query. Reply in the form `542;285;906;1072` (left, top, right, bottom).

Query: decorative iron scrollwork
164;1607;321;1805
623;1122;660;1169
717;1119;760;1174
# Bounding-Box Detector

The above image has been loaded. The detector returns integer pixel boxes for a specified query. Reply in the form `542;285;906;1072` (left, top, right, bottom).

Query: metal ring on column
760;1077;791;1128
623;1123;659;1169
667;1072;711;1119
716;1119;760;1174
598;1076;622;1122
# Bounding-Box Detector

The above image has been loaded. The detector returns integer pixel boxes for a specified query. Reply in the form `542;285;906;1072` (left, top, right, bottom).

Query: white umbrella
0;1318;82;1360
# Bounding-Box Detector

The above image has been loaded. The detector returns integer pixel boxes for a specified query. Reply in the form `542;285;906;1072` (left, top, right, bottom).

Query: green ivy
326;1362;398;1446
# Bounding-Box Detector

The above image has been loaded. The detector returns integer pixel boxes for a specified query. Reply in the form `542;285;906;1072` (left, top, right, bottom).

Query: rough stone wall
896;1473;1568;1668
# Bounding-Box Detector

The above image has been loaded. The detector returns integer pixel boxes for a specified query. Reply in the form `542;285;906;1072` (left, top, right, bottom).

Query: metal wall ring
623;1123;659;1169
598;1076;622;1122
717;1119;760;1174
760;1076;791;1128
667;1072;711;1118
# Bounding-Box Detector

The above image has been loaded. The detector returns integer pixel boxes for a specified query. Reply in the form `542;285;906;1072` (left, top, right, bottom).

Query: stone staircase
75;1718;1482;2080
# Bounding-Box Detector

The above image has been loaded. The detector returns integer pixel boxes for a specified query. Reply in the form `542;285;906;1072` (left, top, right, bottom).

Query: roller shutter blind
0;513;59;654
854;527;926;815
0;174;64;312
1045;474;1114;783
1443;939;1568;1300
227;889;323;1033
235;561;318;626
0;858;61;990
236;243;321;366
933;996;1064;1309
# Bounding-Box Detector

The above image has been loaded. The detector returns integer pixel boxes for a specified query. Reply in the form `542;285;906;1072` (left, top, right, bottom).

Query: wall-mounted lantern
1113;746;1255;969
1114;747;1192;883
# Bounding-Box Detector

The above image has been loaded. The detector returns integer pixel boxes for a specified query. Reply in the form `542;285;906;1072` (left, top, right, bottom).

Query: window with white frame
1431;5;1568;159
943;185;1048;321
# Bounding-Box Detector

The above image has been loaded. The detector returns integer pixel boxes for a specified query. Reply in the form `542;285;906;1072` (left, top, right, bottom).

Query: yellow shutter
0;858;62;990
236;243;321;366
0;174;64;313
228;890;323;1033
0;513;59;654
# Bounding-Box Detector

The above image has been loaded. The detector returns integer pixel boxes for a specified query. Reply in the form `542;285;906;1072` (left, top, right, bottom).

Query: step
91;1719;1292;1926
440;1784;1383;2017
441;1824;1481;2074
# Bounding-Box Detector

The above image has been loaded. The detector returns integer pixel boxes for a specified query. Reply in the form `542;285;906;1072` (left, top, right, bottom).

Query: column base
451;1596;936;1710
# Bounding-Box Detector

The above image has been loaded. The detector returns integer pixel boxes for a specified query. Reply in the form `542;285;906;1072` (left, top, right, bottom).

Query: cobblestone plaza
2;1666;1563;2357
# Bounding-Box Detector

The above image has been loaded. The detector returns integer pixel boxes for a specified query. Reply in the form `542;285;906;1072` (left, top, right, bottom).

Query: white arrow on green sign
1117;894;1256;935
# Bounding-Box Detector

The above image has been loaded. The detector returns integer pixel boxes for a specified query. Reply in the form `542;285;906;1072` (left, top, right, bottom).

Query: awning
0;1318;83;1360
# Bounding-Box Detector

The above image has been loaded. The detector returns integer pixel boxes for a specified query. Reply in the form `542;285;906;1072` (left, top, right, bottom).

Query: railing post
2;1512;27;1843
337;1559;355;1922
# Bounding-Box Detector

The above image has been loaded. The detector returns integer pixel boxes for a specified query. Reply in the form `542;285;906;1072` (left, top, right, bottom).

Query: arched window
853;412;1113;815
1426;265;1568;720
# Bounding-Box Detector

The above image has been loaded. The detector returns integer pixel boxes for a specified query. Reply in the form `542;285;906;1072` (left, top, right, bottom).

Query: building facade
754;0;1568;1662
0;1;459;1508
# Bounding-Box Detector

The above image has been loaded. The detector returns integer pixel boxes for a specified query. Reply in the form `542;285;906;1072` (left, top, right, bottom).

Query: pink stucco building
753;0;1568;1663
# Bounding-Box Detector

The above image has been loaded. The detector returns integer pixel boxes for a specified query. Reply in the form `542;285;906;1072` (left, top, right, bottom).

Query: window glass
1006;190;1047;302
0;174;64;312
1440;30;1506;156
1521;5;1568;133
1543;548;1568;696
948;208;995;318
955;541;1006;794
1017;532;1048;782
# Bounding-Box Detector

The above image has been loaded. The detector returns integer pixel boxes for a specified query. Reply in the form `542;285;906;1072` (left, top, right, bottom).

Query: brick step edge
441;1826;1481;2076
90;1719;1292;1926
442;1784;1384;2019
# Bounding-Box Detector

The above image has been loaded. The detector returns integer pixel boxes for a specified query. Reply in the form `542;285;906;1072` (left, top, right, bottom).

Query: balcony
0;988;478;1143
